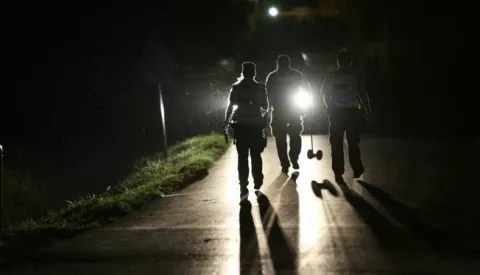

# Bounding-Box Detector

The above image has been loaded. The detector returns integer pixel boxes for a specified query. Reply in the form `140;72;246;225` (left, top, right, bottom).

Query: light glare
268;7;279;17
301;53;308;61
294;87;312;109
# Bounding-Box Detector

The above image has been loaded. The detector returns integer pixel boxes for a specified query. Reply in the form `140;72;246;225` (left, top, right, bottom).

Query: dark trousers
235;124;264;186
270;113;304;168
328;109;365;175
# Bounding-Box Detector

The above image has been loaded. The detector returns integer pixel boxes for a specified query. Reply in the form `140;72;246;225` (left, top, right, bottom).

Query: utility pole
0;145;4;230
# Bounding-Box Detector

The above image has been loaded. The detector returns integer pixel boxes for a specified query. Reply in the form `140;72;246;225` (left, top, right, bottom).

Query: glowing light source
268;6;279;17
294;87;312;109
301;52;308;61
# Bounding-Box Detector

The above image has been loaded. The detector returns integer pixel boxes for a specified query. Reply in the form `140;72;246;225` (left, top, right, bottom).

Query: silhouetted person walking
266;55;309;173
321;49;371;183
225;62;269;199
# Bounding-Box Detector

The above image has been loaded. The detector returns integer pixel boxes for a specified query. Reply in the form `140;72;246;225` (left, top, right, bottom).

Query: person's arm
357;75;372;115
299;72;311;93
224;104;234;125
299;73;312;116
320;73;331;110
224;86;236;125
258;83;269;128
361;93;372;114
265;73;275;110
260;83;269;111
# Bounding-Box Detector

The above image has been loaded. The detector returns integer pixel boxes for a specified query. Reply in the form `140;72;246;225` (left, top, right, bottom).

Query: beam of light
297;138;328;269
268;6;279;17
224;149;241;203
298;160;325;252
223;148;240;274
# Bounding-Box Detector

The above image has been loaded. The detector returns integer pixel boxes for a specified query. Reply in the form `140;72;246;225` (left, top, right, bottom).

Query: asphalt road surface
2;136;480;274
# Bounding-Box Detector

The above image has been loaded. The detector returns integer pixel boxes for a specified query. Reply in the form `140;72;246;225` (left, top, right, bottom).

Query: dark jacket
229;78;268;127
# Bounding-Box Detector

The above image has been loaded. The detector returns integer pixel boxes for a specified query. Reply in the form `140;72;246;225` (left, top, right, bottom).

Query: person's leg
329;114;346;181
235;128;250;187
271;117;290;172
288;119;304;169
250;129;264;189
346;111;365;178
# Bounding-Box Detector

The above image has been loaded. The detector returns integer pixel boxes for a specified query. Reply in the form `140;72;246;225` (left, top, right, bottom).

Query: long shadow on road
239;200;262;275
310;179;417;272
256;192;297;273
356;180;479;255
337;179;480;273
337;183;416;254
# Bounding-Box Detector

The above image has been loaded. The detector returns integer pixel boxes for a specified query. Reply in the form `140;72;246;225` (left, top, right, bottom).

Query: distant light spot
220;59;229;66
301;52;308;61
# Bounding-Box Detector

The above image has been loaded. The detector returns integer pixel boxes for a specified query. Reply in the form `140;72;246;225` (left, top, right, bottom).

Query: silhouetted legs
271;117;304;172
328;109;365;181
235;125;264;188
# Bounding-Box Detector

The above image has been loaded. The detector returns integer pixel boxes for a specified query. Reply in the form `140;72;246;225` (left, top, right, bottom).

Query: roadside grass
0;134;229;251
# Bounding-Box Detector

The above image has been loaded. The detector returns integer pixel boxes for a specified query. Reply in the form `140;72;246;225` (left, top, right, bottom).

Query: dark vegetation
0;135;228;256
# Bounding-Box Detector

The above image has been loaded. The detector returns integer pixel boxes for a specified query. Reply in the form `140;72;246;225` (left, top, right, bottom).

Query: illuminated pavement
3;136;480;274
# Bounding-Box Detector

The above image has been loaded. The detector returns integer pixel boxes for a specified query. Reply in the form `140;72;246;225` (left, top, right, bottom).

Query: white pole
158;84;168;158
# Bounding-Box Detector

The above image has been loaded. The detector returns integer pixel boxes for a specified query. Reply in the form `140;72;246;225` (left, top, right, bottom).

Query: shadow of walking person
239;200;262;275
356;180;459;254
256;192;297;273
337;183;413;253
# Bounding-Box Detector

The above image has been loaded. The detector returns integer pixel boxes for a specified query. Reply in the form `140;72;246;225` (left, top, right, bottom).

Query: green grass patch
0;134;229;252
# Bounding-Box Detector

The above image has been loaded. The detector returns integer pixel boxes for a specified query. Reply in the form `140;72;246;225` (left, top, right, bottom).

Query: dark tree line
1;0;255;205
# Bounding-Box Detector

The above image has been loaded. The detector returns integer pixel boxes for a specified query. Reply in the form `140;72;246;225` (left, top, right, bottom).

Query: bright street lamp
268;6;279;17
